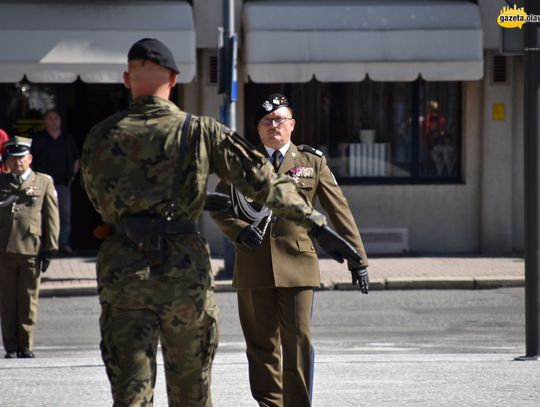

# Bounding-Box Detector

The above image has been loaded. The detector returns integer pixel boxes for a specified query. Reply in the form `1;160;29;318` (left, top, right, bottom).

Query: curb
332;277;525;291
40;284;97;298
39;277;525;298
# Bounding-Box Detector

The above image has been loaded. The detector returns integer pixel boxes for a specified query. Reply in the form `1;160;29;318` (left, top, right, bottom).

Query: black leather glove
38;251;53;273
236;225;264;249
204;192;232;213
309;225;362;264
351;267;369;294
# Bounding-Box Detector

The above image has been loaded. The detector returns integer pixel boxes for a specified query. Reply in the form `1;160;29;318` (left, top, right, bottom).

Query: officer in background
80;38;360;406
0;136;59;359
211;94;369;407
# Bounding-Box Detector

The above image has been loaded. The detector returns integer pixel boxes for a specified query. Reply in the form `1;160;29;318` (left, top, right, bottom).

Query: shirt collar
20;168;32;181
264;142;291;159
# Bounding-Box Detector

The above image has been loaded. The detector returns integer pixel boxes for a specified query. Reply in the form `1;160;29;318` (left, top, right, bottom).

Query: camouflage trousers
99;277;219;407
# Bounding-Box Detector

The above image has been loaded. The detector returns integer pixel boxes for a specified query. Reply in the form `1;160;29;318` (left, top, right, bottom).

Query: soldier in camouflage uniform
81;38;358;407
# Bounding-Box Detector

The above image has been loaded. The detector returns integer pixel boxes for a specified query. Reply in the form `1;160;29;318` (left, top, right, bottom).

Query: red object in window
0;128;10;173
425;112;446;133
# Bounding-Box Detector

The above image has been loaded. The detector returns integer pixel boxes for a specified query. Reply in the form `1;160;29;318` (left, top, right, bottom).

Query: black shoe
59;245;74;256
18;350;35;358
4;351;17;359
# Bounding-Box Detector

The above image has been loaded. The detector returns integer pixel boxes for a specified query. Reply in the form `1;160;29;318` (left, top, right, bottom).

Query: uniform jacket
0;171;59;255
80;96;326;303
211;143;368;289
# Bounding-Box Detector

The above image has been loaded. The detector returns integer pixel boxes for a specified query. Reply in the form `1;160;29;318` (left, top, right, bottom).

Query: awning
243;0;484;83
0;2;196;83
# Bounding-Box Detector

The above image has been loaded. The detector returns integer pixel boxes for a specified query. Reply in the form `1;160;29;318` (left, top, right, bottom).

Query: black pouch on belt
120;215;164;266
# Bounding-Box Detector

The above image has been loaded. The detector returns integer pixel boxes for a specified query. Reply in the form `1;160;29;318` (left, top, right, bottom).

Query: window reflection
245;79;461;182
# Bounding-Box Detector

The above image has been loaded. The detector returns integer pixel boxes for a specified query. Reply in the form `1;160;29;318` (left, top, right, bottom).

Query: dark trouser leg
0;254;19;353
99;304;159;407
55;184;72;248
17;255;40;351
237;288;283;407
278;287;314;407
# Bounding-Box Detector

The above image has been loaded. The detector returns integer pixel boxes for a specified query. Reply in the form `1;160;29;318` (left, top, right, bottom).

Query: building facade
0;0;523;256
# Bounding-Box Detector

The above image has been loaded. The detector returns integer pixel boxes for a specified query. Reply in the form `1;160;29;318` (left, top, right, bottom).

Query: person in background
80;38;360;406
0;128;10;173
211;93;369;407
0;136;59;359
31;110;79;255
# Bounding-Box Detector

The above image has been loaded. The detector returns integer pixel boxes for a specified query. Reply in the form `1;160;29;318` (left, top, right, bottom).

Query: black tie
271;150;282;171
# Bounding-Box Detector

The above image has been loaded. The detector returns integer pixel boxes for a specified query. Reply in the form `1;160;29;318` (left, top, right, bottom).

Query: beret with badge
128;38;180;74
259;93;290;119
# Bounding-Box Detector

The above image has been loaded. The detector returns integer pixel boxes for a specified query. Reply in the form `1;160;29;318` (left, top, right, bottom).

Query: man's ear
169;72;177;88
290;118;296;131
123;71;131;89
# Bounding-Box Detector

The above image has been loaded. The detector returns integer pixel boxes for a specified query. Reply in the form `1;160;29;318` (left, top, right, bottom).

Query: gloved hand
236;225;264;249
37;251;53;273
204;192;232;213
351;267;369;294
309;225;362;264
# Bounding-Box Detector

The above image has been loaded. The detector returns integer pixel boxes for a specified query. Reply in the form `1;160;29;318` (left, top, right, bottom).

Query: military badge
24;186;41;204
24;186;41;197
262;100;273;111
290;166;314;178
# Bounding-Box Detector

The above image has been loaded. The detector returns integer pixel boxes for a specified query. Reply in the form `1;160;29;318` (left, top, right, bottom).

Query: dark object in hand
309;225;362;264
204;192;232;213
351;267;369;294
237;225;264;249
38;251;52;273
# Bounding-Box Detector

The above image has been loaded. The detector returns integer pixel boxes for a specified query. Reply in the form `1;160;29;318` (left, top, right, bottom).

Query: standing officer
0;136;59;359
80;38;360;407
211;94;369;407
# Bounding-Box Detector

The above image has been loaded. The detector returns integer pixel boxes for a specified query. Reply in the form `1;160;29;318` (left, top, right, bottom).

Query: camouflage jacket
81;96;326;302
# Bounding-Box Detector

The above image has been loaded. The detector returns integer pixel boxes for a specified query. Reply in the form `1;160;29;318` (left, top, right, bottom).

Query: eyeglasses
259;117;292;127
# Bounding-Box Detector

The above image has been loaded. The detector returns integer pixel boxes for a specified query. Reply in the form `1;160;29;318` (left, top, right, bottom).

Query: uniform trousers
55;184;72;248
237;287;314;407
0;253;40;353
99;278;218;407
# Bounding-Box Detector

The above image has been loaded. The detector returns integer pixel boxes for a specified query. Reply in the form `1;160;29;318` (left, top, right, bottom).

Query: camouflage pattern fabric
100;278;218;407
80;96;327;406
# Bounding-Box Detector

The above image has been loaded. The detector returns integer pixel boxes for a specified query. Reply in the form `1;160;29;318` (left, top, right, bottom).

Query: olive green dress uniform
80;96;327;407
211;143;368;407
0;171;59;354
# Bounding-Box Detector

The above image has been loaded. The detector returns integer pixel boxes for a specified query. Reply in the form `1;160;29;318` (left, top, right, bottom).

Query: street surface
1;288;538;406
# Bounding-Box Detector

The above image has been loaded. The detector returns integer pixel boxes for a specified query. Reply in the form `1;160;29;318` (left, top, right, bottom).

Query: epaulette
297;144;323;157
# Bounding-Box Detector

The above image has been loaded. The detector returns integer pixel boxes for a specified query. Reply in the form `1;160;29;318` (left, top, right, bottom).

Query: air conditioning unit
362;228;409;255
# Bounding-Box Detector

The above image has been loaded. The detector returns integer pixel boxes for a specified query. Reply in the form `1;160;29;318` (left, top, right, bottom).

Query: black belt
114;219;198;236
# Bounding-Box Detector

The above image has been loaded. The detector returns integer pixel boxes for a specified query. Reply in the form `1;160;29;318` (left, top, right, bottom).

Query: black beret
128;38;180;74
4;136;32;158
259;93;290;118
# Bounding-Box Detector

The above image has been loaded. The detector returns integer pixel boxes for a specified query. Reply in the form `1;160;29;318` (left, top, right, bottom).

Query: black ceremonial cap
127;38;180;74
3;136;32;158
259;93;289;118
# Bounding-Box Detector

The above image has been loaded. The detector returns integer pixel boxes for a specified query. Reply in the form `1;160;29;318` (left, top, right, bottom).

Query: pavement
3;255;536;407
40;254;526;297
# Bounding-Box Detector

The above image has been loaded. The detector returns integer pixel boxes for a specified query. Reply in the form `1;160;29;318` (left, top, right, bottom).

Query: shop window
244;79;462;183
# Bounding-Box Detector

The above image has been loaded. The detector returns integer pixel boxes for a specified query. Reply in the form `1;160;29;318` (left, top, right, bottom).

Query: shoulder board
297;144;323;157
35;172;53;181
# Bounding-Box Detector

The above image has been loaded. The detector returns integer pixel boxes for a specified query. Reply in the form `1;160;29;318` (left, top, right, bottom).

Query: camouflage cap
259;93;290;118
4;136;32;158
128;38;180;74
